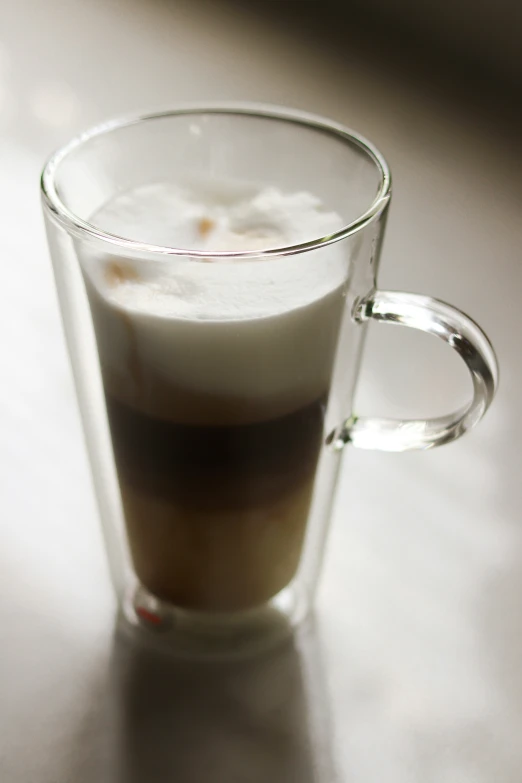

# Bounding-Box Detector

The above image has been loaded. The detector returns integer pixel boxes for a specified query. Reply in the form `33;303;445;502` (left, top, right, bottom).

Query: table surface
1;2;521;781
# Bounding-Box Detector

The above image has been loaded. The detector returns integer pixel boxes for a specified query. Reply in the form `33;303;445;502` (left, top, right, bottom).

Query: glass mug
41;105;498;655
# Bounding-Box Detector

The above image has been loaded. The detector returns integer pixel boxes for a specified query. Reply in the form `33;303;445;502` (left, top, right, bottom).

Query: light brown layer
121;476;315;612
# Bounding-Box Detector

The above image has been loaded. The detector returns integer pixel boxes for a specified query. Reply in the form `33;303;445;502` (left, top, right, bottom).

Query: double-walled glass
41;106;498;654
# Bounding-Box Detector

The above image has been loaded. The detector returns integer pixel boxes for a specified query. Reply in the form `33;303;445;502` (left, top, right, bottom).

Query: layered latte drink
80;182;346;612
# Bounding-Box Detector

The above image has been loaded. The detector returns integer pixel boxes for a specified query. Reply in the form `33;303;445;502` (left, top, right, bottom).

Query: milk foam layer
81;182;348;420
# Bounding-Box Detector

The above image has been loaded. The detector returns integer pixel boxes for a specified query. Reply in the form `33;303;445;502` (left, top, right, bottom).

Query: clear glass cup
41;105;498;655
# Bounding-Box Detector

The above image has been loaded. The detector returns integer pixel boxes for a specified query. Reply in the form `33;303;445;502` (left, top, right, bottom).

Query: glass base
121;581;309;660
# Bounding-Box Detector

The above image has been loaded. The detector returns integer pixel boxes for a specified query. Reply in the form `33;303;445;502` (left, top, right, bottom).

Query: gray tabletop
1;2;521;781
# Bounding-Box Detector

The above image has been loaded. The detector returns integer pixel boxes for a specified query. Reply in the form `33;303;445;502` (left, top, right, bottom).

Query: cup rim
41;102;392;260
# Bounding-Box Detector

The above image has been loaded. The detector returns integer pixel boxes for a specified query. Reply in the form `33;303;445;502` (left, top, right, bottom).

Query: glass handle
331;290;499;452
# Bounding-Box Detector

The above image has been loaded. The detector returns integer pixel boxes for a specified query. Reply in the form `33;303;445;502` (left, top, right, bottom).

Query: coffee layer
106;394;325;507
107;394;325;610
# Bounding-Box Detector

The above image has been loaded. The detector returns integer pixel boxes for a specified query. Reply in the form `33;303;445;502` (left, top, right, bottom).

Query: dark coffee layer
106;395;325;510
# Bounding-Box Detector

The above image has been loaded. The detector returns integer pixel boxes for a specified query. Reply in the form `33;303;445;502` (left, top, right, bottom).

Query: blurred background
1;1;521;782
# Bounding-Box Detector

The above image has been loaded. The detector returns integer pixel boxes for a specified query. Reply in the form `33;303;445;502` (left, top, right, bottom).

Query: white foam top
93;181;344;252
81;182;349;420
